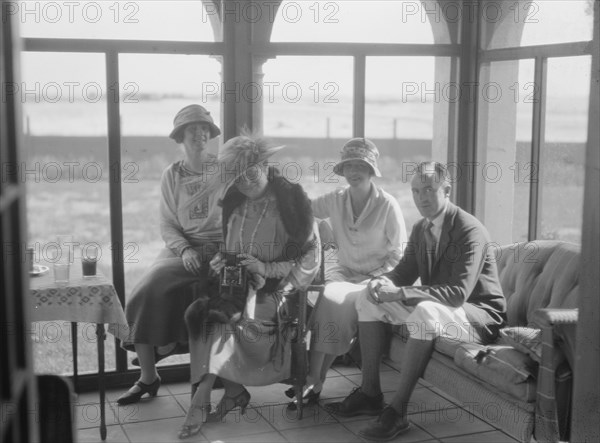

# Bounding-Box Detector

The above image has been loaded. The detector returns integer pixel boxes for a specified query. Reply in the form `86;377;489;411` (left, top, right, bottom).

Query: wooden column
221;0;251;139
220;0;276;138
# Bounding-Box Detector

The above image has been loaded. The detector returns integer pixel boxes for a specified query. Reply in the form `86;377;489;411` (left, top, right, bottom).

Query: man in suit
325;161;506;441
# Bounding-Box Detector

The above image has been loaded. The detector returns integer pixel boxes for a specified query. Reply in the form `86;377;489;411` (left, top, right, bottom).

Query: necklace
239;197;270;248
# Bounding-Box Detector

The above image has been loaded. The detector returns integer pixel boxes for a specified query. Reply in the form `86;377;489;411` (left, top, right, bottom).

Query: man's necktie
424;221;436;275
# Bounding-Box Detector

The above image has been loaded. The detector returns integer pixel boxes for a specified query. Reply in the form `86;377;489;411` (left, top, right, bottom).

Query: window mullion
528;56;547;241
353;55;366;137
105;50;127;372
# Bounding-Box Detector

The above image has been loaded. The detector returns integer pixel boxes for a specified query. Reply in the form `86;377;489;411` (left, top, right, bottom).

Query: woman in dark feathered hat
177;131;321;439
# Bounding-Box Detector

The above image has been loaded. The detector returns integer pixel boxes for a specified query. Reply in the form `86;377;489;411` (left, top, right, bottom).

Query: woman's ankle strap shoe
117;377;161;405
177;405;211;440
287;388;321;411
206;388;251;422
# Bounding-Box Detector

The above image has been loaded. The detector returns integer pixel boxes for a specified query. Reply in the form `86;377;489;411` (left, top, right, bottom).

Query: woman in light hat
176;131;320;439
118;105;225;405
286;137;407;409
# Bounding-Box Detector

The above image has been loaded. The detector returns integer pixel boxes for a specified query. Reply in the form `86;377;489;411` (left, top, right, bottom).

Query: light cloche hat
333;138;382;177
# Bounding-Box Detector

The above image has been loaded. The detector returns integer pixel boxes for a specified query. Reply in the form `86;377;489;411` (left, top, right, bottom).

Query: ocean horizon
20;95;589;142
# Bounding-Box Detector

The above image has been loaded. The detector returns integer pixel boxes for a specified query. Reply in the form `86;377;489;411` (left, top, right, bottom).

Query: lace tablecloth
29;262;127;441
29;263;128;333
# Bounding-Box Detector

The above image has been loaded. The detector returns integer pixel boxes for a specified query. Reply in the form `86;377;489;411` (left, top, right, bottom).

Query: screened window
485;0;594;49
476;0;593;244
520;0;594;47
538;56;590;243
20;52;115;375
17;0;216;41
271;0;437;43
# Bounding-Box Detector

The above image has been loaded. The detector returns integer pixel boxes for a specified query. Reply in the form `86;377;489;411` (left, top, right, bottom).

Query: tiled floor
74;361;519;443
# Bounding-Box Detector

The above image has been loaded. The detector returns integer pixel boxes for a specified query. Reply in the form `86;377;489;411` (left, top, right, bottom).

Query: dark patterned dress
122;157;224;349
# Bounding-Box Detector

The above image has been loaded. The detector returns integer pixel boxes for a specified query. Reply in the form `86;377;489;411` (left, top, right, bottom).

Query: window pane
20;52;108;135
476;59;534;244
365;56;448;228
271;0;436;43
118;54;221;136
262;56;353;199
538;56;590;243
21;52;115;375
263;56;352;139
486;0;594;49
119;54;221;369
18;1;216;41
366;57;435;140
520;1;594;46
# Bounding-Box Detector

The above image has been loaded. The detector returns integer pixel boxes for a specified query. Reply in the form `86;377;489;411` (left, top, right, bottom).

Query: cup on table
49;241;71;286
81;244;99;278
53;262;70;286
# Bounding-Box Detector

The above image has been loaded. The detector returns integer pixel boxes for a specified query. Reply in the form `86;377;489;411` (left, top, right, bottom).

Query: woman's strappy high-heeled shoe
287;388;321;410
177;405;211;440
206;388;251;422
117;376;161;405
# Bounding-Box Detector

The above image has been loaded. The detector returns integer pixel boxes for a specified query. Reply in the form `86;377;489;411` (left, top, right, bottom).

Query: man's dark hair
416;161;451;187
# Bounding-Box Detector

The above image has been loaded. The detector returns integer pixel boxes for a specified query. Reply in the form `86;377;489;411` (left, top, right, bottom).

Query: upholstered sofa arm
531;308;578;443
532;308;578;327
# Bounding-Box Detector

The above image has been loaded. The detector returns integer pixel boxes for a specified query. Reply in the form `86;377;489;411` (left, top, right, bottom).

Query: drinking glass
81;244;99;278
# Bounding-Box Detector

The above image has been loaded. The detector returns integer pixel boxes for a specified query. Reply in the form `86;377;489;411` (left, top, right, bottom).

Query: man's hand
182;248;203;276
367;277;404;305
367;278;383;305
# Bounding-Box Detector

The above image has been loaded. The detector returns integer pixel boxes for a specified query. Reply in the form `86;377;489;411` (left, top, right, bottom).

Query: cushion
498;327;542;363
454;343;538;384
497;241;580;326
434;336;463;359
454;343;538;402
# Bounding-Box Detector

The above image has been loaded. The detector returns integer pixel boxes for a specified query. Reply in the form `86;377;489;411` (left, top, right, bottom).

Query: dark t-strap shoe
324;387;384;417
117;377;161;405
358;406;411;441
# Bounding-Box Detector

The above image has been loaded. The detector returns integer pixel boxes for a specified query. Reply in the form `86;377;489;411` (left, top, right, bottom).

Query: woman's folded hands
209;252;267;289
237;253;266;289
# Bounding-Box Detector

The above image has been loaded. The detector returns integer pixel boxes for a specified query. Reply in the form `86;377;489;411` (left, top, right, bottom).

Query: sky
15;0;594;96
